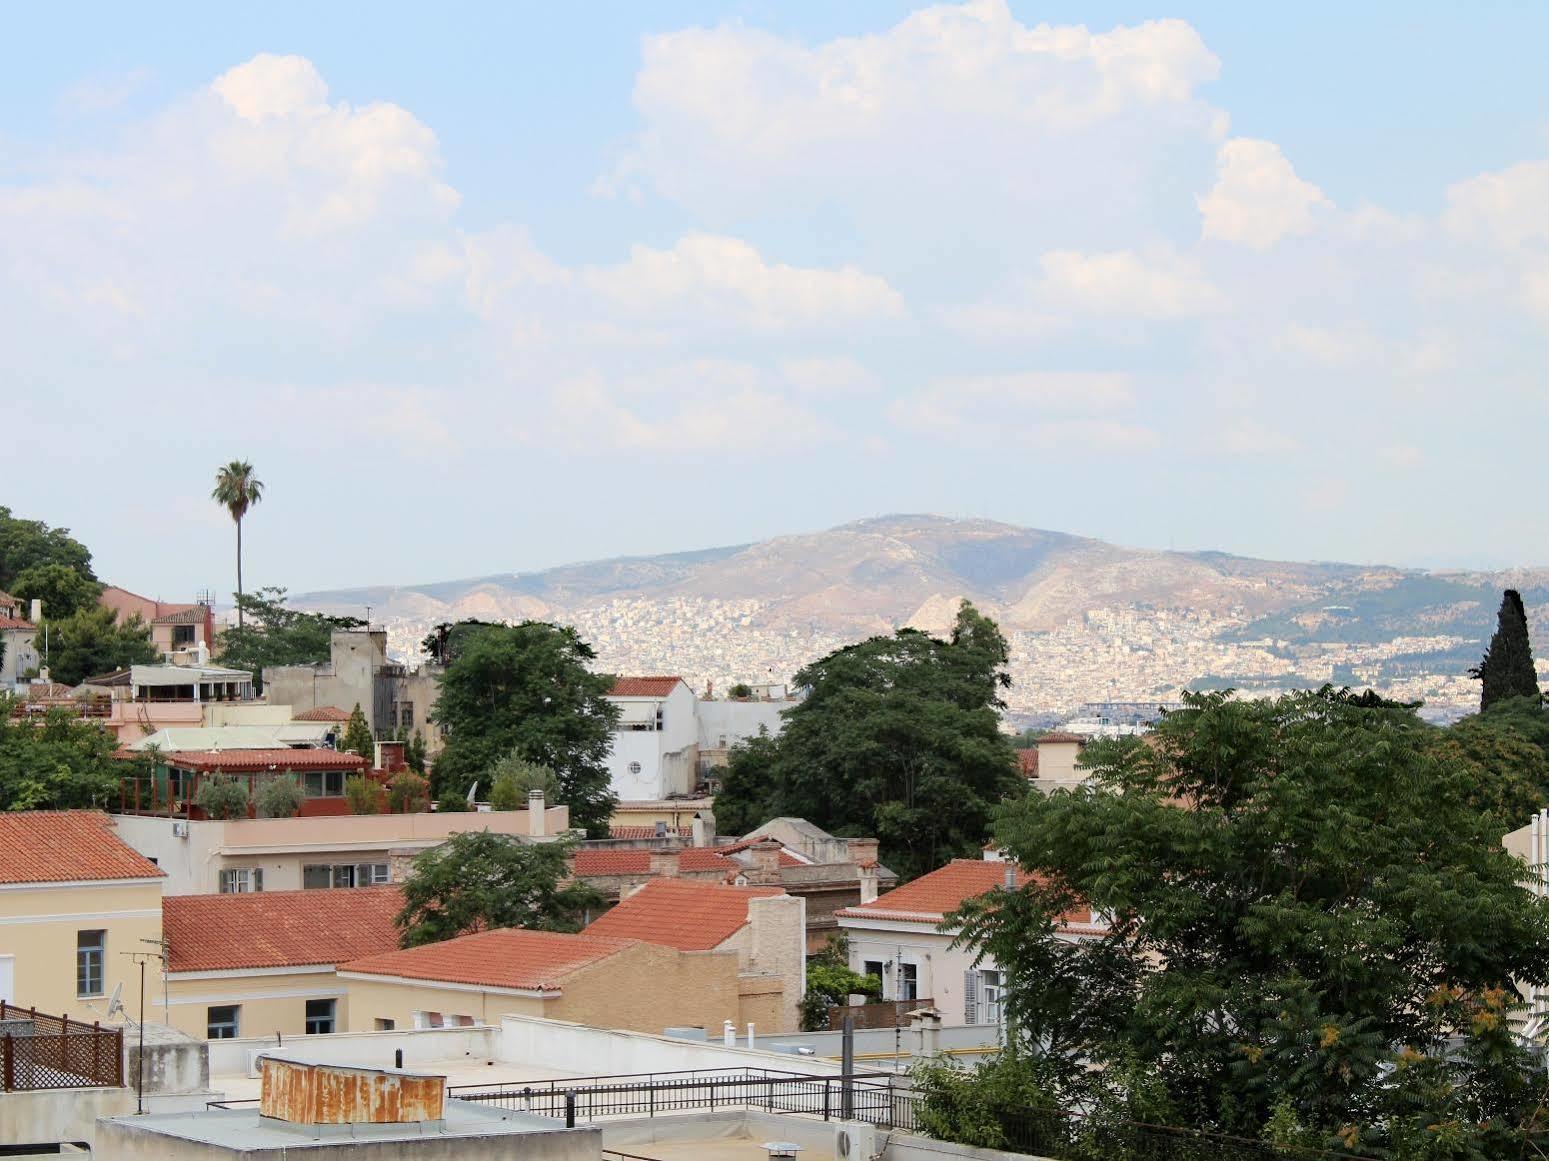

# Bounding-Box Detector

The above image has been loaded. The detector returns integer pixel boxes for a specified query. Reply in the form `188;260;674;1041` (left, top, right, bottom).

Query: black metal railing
0;1002;123;1091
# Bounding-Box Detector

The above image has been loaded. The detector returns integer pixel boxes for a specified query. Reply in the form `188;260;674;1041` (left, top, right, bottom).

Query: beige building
115;801;569;896
0;811;165;1017
584;878;806;1032
337;928;746;1035
263;629;443;750
159;887;402;1040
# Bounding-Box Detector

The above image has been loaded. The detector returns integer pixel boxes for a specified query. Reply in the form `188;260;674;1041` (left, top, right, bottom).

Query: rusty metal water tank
259;1056;445;1125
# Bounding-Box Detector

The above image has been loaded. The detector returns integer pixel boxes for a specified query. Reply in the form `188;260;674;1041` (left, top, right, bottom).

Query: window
172;624;197;647
303;863;390;889
898;962;919;1002
302;770;346;797
397;702;415;729
979;969;1003;1026
414;1011;444;1029
76;930;105;997
863;960;886;990
305;998;336;1035
375;1018;396;1032
655;706;665;731
207;1005;240;1039
219;868;263;894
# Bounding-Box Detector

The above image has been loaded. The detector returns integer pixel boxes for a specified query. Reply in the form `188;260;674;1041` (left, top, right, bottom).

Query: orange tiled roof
837;859;1033;922
1038;731;1087;745
572;848;740;877
609;825;692;841
293;706;352;722
608;676;686;698
584;878;784;951
164;887;403;972
1017;750;1039;777
0;616;35;631
151;606;207;625
717;835;811;867
0;811;164;886
162;749;369;773
341;927;636;992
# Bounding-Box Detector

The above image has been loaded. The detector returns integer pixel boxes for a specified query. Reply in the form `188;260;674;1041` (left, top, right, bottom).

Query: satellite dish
106;983;125;1019
465;781;478;805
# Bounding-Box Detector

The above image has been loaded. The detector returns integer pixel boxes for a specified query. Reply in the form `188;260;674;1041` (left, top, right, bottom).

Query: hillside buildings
263;628;442;749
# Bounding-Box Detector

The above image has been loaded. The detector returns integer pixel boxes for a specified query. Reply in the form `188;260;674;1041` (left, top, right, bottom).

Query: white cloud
1218;419;1299;457
585;234;905;329
891;371;1153;451
1033;248;1225;318
778;357;881;394
1444;160;1549;249
1378;444;1423;469
1199;138;1330;249
212;54;329;122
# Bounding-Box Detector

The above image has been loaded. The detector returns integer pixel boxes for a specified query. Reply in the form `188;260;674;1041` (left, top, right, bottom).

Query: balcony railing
0;1002;123;1091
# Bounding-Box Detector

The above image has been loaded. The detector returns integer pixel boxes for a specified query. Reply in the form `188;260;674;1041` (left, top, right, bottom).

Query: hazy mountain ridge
294;516;1549;718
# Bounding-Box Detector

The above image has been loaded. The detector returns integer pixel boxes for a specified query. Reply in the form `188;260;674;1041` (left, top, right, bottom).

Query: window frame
76;929;106;998
207;1005;240;1039
304;998;336;1035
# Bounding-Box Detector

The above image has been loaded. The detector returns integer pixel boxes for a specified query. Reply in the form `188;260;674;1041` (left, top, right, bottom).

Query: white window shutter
963;970;979;1025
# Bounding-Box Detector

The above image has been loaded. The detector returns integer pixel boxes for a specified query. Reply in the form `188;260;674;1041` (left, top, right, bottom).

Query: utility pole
125;947;163;1115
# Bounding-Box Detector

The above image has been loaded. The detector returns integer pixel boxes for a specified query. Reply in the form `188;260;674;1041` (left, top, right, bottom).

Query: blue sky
4;1;1548;597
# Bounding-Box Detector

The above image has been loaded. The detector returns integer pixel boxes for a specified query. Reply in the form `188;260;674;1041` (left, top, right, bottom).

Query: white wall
843;926;997;1030
114;815;225;896
695;700;786;751
604;682;699;801
205;1025;496;1077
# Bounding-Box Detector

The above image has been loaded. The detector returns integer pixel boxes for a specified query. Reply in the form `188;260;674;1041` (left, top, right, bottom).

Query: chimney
845;837;879;867
649;847;681;878
376;740;406;774
1003;861;1017;890
747;838;782;885
29;598;42;623
691;813;708;848
528;790;546;837
858;862;879;905
654;820;668;839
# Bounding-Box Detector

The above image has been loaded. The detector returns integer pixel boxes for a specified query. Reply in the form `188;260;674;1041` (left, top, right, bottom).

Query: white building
835;851;1106;1030
604;677;699;801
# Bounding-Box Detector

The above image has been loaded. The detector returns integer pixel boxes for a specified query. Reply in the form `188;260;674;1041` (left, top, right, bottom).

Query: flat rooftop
214;1057;586;1102
102;1099;578;1150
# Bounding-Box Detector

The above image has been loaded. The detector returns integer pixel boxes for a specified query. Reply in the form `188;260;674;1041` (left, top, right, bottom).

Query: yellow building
337;927;747;1034
159;886;402;1040
0;811;165;1019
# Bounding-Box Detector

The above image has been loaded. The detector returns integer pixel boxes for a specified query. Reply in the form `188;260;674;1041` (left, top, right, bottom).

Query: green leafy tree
344;774;379;815
210;461;264;631
195;775;250;820
436;791;472;812
255;774;302;818
215;587;363;693
718;601;1021;878
954;689;1549;1153
489;752;560;811
10;563;102;621
394;832;602;947
387;771;430;814
0;507;96;591
46;606;159;686
1429;708;1549;831
405;729;428;775
0;699;127;810
800;962;882;1031
429;621;619;836
727;682;753;699
712;727;781;836
1471;589;1541;711
340;703;375;765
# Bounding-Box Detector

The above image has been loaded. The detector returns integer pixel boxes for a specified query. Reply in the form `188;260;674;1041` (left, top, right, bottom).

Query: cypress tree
1471;589;1541;711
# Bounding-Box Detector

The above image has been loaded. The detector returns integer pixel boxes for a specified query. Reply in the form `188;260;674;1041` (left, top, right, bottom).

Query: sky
5;1;1549;599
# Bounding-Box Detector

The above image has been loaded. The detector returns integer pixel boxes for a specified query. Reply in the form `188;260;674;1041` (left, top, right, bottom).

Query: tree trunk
236;517;244;631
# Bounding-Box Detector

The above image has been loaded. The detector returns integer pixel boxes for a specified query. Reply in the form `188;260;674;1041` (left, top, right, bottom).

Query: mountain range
295;516;1549;721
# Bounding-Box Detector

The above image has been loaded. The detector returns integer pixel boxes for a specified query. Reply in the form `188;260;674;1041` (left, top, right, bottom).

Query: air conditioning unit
834;1123;877;1161
171;821;189;839
245;1048;276;1078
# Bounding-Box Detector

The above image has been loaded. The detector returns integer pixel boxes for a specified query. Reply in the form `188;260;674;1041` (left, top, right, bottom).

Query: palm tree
211;461;265;630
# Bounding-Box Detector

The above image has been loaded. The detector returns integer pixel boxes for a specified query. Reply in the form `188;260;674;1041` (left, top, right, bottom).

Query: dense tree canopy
395;832;602;947
1471;589;1541;711
714;601;1021;879
953;689;1549;1157
10;563;102;621
0;507;96;592
216;587;363;691
0;699;136;810
429;621;618;836
47;606;159;686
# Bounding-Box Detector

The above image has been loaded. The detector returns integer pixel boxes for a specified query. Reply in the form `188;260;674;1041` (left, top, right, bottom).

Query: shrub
436;791;471;812
195;775;250;820
387;771;430;814
254;774;302;819
345;775;379;815
488;753;560;811
728;682;753;699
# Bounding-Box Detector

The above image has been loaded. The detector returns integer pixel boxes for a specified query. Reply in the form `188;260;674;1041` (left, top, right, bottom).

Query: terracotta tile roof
0;811;164;885
1038;731;1088;745
292;706;352;723
608;676;686;698
835;859;1096;932
0;616;35;631
1017;750;1039;777
164;887;403;972
717;835;811;867
341;928;636;992
609;825;692;841
151;606;207;625
572;848;741;877
584;878;784;951
0;588;16;608
161;748;369;773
